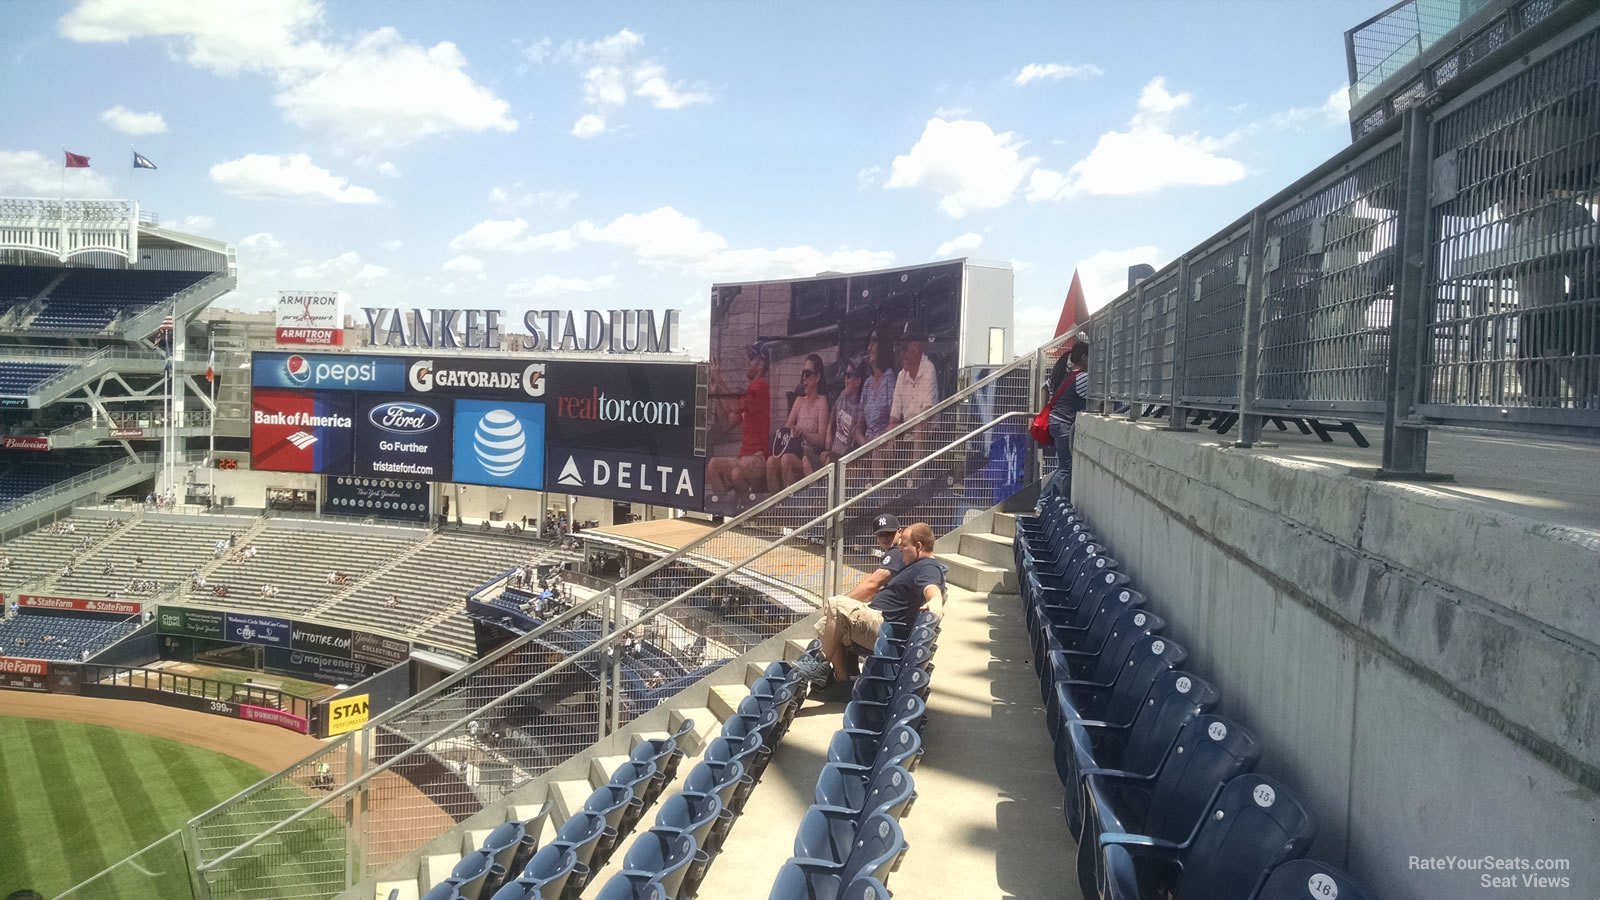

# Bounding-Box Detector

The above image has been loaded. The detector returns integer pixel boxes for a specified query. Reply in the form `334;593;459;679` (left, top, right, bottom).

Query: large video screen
250;352;704;508
704;261;963;514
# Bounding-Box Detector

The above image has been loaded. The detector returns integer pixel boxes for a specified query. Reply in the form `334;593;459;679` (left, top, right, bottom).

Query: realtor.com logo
557;388;684;426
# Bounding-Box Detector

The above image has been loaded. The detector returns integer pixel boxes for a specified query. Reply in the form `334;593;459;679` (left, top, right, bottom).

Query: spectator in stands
134;555;144;569
229;532;239;548
768;353;831;491
798;522;946;688
0;555;11;571
326;571;338;584
1043;340;1091;499
859;328;898;470
214;539;226;557
106;590;120;601
706;342;774;502
888;327;940;435
80;649;89;662
822;358;866;465
844;514;906;602
384;595;398;609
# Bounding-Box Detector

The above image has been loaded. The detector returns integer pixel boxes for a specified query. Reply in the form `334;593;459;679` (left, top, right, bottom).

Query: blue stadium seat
793;771;915;865
1077;715;1261;898
479;819;525;893
504;800;554;882
422;882;463;900
679;759;745;813
1046;608;1165;690
1098;774;1317;900
444;849;494;899
547;810;611;886
583;784;635;868
635;718;695;784
1252;858;1378;900
768;813;905;900
1059;670;1219;838
608;760;658;834
652;791;726;889
506;843;576;900
1047;634;1187;739
838;875;893;900
850;665;929;706
590;872;667;900
840;694;925;738
618;828;699;898
826;723;921;773
815;759;919;815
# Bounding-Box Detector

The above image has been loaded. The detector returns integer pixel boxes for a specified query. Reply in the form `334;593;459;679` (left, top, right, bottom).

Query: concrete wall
1073;415;1600;900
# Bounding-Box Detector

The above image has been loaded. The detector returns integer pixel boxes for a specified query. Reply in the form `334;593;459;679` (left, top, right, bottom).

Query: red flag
65;151;91;168
206;349;216;383
1050;269;1091;355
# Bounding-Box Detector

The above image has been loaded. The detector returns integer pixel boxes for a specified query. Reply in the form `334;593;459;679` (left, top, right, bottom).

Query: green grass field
0;716;269;899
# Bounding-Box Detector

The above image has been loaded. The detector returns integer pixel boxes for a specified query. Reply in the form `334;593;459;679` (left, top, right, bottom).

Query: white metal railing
116;269;233;340
0;451;158;516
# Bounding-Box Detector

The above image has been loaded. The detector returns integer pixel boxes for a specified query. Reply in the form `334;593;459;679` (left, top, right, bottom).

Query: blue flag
132;151;157;170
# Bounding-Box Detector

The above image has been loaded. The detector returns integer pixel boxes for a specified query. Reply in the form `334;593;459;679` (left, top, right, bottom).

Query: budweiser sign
2;436;50;451
0;657;48;676
19;595;141;615
109;428;144;439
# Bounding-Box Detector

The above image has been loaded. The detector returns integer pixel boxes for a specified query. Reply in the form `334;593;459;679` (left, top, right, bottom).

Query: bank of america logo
287;431;318;449
557;456;583;487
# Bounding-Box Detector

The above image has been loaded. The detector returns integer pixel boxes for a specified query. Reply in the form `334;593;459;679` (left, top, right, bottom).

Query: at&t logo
474;409;527;477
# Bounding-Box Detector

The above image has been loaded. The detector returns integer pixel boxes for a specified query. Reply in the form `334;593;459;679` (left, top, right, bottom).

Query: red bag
1030;378;1071;446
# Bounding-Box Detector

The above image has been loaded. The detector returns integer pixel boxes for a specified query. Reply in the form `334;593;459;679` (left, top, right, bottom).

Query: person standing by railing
1044;340;1091;500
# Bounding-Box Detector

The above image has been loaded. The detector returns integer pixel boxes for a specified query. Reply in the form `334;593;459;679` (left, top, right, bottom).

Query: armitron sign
277;291;345;346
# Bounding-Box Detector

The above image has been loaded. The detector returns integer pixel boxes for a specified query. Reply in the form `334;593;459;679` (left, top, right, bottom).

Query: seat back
653;791;721;848
591;872;667;900
840;875;894;900
519;843;577;893
1174;775;1318;899
447;849;493;897
865;724;921;773
1143;715;1261;841
1084;610;1166;685
1097;635;1187;724
682;759;744;808
1120;671;1221;774
838;813;905;886
621;828;696;878
843;693;924;736
481;820;524;873
584;783;633;830
551;810;609;869
609;759;656;796
704;733;762;771
1251;858;1377;900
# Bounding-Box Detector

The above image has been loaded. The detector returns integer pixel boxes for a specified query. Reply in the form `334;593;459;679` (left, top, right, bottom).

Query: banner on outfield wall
223;612;293;647
19;595;141;616
352;632;410;667
265;646;378;684
239;703;309;734
277;291;345;346
0;656;49;692
326;693;370;736
157;606;226;640
158;606;410;669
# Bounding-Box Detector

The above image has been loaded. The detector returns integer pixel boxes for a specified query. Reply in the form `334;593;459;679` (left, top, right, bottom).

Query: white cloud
448;218;577;253
1252;86;1351;132
633;62;711;109
505;273;618;299
61;0;515;149
1015;62;1103;86
527;28;711;137
559;205;894;281
238;232;284;254
380;239;403;252
490;183;578;211
572;114;607;138
291;250;387;286
375;161;401;178
100;105;166;135
1074;246;1161;312
886;118;1039;217
171;215;214;232
1027;78;1245;201
0;150;112;196
935;232;984;257
441;254;486;279
210;153;379;204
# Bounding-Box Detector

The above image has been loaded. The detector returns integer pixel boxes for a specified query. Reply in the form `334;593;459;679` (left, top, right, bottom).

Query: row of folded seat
1016;484;1379;900
766;616;939;900
589;660;810;899
414;717;693;900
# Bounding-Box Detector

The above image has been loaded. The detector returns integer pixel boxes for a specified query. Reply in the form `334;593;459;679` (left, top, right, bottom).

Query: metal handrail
197;407;1031;875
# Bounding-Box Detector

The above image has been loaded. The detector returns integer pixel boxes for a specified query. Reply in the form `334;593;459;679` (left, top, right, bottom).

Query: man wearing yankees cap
796;513;945;688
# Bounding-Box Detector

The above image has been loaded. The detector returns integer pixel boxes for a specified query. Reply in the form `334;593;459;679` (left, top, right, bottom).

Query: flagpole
208;330;216;508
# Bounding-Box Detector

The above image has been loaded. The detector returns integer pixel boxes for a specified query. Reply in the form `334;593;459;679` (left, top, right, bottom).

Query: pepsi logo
369;402;440;434
285;354;312;385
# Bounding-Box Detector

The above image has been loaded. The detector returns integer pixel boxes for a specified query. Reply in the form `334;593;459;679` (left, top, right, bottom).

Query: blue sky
0;0;1377;355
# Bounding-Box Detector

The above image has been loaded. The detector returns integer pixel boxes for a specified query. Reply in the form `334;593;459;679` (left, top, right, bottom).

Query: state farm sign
276;291;345;346
19;595;141;615
0;657;48;676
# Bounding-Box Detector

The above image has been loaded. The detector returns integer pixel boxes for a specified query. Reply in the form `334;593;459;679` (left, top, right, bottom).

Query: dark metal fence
1086;9;1599;468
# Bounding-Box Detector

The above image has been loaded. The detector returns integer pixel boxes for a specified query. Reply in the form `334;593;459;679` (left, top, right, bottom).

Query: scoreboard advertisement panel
250;352;702;507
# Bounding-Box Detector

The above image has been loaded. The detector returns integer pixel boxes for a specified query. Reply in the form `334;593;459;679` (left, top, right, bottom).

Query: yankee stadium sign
361;307;679;354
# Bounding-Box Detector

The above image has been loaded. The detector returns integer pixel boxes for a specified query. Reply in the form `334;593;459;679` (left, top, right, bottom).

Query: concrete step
991;511;1017;537
418;854;459;894
464;826;493;854
630;730;671;753
547;778;594;825
783;638;814;661
670;707;721;756
708;683;748;722
941;552;1017;594
588;754;633;788
959;531;1014;568
372;882;418;900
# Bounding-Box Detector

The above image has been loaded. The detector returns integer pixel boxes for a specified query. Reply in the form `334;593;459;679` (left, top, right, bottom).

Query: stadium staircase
356;509;1073;900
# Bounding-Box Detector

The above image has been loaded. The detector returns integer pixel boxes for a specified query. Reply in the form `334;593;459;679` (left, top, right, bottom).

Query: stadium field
0;716;268;898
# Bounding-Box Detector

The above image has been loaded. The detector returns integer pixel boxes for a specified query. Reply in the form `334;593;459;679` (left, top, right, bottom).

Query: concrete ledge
1074;414;1600;899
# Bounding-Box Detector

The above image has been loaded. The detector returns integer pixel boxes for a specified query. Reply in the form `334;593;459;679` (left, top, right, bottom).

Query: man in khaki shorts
796;521;946;687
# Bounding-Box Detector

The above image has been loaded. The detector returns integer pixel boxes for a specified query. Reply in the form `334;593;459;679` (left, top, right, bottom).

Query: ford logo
369;402;440;434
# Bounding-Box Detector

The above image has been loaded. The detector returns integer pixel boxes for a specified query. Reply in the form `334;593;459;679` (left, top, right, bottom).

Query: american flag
158;315;174;333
